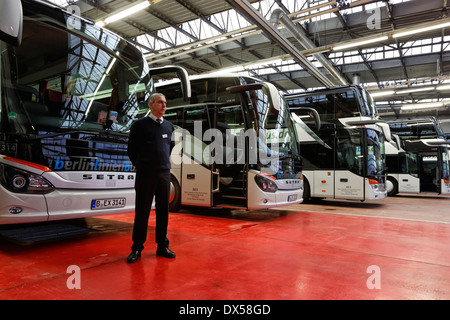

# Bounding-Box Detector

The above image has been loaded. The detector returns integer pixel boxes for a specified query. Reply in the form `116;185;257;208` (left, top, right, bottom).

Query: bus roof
387;116;440;125
284;84;365;98
155;73;261;87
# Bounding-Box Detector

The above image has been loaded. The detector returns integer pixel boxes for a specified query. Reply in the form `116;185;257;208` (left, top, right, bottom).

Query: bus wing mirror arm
296;107;321;131
150;66;191;101
0;0;23;46
377;122;392;142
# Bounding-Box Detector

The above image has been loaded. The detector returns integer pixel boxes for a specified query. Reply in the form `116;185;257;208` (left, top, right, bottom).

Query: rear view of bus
285;85;389;202
0;0;189;224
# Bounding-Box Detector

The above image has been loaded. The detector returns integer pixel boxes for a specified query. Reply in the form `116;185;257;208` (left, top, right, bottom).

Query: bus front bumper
0;187;136;225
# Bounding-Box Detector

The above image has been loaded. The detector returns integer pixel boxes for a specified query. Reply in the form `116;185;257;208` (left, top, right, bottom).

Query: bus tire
386;176;398;196
169;175;181;212
303;177;311;203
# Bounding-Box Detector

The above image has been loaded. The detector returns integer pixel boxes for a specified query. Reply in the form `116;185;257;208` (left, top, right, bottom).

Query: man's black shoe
156;246;176;258
126;250;141;263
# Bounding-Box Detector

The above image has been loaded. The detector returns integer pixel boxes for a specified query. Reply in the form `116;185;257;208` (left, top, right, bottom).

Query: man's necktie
156;118;162;125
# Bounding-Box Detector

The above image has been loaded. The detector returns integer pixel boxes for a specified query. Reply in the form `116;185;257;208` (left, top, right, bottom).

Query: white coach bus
0;0;190;224
284;85;390;202
385;117;450;195
158;75;305;210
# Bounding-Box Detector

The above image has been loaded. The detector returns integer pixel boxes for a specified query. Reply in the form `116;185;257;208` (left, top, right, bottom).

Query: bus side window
164;109;183;128
183;107;211;136
15;84;38;102
39;80;64;116
217;77;238;103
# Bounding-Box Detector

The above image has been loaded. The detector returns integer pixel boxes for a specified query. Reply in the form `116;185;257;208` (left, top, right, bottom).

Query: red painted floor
0;194;449;300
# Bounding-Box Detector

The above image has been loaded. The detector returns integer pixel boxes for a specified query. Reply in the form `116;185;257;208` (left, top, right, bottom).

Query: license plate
288;194;297;202
91;198;126;210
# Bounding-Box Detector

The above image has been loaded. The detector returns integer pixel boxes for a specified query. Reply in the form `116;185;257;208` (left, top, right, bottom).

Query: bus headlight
0;164;54;194
255;174;278;193
12;175;27;189
368;178;385;192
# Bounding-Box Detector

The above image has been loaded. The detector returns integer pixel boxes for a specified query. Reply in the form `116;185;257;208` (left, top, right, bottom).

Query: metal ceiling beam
331;9;381;86
224;0;337;88
172;0;263;66
270;8;348;86
383;0;409;81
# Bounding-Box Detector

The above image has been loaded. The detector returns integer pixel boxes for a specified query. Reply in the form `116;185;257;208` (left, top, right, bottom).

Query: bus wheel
169;175;181;212
386;177;398;196
303;178;311;203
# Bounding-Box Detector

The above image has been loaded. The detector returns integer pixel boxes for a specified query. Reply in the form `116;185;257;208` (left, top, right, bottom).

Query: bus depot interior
0;0;449;302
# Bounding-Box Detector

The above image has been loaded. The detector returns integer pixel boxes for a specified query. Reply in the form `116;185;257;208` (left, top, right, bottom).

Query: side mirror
377;122;392;142
291;107;321;131
0;0;23;46
291;111;330;149
150;66;191;101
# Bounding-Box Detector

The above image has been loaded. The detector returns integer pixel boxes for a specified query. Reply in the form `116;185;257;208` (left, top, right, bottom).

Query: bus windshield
366;128;386;178
1;14;150;137
288;86;375;121
400;152;419;178
245;84;299;164
389;118;445;140
443;149;450;182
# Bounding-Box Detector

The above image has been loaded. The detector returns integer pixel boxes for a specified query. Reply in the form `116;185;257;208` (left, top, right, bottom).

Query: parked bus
386;117;450;195
284;85;390;202
157;75;304;210
0;0;190;224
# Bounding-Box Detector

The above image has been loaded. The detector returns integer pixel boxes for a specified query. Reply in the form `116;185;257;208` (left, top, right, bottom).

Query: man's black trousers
131;168;171;252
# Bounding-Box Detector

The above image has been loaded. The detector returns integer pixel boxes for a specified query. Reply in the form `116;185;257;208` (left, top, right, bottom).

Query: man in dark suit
126;93;176;263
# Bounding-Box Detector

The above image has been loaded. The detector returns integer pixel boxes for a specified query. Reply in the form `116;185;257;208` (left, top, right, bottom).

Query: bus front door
179;107;213;208
334;134;365;200
180;137;213;208
419;154;440;193
212;105;248;209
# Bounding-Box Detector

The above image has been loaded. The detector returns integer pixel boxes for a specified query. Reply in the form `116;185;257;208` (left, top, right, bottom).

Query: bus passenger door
334;170;364;200
212;104;248;209
397;153;420;193
419;154;439;193
179;107;213;207
398;174;420;193
334;134;365;200
181;161;213;207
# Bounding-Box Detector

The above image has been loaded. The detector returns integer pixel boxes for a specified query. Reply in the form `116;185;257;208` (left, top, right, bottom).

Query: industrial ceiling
48;0;450;132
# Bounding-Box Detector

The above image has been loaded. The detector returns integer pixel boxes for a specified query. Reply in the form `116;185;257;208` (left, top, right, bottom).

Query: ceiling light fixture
437;84;450;91
95;0;150;27
333;36;388;51
396;87;435;94
401;102;444;111
370;90;395;97
331;19;450;53
393;20;450;38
